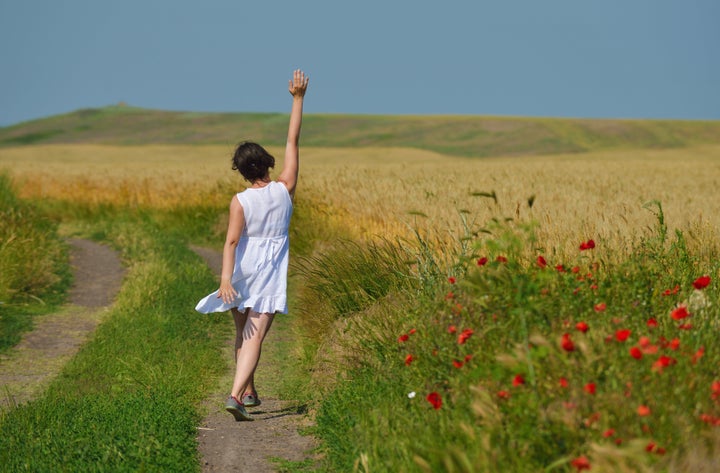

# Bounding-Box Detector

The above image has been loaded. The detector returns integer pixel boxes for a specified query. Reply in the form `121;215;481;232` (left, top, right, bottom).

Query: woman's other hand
217;280;238;304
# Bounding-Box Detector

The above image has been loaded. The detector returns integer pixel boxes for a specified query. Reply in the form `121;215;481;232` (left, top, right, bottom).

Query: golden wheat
2;143;719;255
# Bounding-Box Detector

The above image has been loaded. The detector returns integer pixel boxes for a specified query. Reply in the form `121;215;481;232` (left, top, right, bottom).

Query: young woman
195;69;309;421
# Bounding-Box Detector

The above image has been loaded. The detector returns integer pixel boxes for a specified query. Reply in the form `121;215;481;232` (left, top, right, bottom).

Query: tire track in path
0;238;124;408
191;246;317;473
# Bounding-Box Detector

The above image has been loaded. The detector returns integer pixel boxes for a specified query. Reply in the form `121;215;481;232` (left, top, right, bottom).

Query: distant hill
1;105;719;157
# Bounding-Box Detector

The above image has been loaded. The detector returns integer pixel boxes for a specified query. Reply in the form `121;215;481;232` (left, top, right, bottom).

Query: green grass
2;106;720;157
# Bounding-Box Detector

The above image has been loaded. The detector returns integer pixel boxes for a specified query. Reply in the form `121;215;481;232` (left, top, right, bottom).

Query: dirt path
191;246;318;473
0;238;124;407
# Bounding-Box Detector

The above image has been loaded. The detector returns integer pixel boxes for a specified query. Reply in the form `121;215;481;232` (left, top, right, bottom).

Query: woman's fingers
289;69;309;95
217;286;237;304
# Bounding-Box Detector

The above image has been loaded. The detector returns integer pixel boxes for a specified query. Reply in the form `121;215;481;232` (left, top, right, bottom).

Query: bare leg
231;309;274;399
231;308;257;396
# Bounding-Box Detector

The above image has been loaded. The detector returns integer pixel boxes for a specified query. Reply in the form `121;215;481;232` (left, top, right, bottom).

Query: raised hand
288;69;309;98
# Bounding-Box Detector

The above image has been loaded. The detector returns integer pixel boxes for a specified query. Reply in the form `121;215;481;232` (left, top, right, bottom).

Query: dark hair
231;141;275;182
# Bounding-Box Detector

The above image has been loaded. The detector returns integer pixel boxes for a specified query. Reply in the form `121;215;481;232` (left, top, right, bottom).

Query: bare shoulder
230;194;244;212
275;179;295;198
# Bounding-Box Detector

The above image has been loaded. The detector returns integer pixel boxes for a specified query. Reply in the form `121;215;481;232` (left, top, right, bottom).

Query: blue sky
1;0;718;126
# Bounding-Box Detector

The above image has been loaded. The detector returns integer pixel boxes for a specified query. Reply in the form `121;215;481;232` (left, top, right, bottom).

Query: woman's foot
225;395;253;421
242;392;262;408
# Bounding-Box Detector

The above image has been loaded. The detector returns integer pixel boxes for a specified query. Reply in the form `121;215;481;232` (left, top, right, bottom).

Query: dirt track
0;240;317;472
0;238;123;407
191;245;317;472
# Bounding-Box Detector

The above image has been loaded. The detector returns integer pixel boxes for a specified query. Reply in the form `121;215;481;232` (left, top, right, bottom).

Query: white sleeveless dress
195;181;292;314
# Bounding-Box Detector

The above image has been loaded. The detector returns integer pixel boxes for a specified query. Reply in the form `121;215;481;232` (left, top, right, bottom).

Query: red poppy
691;347;704;364
584;382;596;395
497;390;510;400
561;333;575;352
464;354;473;362
575;321;589;333
700;414;720;426
513;374;525;387
603;429;615;438
448;276;456;284
669;338;680;350
457;328;474;344
594;302;606;312
671;306;689;320
398;334;409;343
652;355;676;372
537;255;547;268
496;255;507;263
638;336;651;347
555;264;566;272
477;257;488;266
426;391;442;410
579;239;596;251
615;329;631;342
641;344;659;355
678;323;693;330
452;359;464;369
444;291;454;300
662;284;680;296
583;412;600;427
409;328;417;335
645;442;656;453
692;275;711;290
646;318;658;328
404;354;414;366
630;347;643;359
447;325;457;334
710;380;720;397
559;377;569;388
571;266;580;274
570;456;591;471
637;405;651;416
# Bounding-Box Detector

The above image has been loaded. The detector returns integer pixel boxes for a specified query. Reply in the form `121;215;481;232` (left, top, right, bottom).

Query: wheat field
2;143;719;255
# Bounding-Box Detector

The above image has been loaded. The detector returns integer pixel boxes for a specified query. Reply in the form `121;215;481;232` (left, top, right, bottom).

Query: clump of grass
0;173;68;302
0;173;70;352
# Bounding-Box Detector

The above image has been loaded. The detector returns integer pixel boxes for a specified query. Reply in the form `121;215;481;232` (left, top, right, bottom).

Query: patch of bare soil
0;238;124;407
191;245;318;473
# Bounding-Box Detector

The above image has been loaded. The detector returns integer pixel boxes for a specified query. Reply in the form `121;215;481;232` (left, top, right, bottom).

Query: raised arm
277;69;309;197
